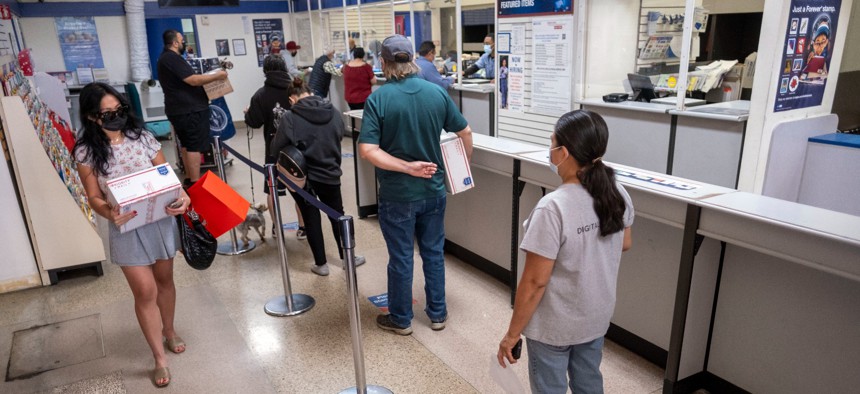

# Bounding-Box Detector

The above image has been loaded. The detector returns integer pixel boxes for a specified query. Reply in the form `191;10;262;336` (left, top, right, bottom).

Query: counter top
454;83;495;93
515;148;734;202
344;109;363;120
669;100;750;122
578;97;674;114
472;134;543;158
699;192;860;246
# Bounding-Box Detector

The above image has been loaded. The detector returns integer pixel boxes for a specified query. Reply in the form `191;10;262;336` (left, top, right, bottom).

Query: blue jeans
377;197;447;327
527;337;605;394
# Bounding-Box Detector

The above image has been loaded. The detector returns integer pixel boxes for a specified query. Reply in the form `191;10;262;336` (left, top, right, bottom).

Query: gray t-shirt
520;182;634;346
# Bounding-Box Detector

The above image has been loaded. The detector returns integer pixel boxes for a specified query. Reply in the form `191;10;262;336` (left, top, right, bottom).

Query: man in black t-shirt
157;29;228;187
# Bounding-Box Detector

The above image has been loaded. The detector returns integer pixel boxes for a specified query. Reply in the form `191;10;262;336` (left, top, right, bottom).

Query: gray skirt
108;216;179;266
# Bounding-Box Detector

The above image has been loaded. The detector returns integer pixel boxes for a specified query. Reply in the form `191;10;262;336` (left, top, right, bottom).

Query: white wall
19;16;131;83
194;13;291;121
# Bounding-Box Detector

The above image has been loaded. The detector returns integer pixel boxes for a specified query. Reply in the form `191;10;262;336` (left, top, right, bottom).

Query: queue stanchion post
212;136;256;255
264;164;315;316
337;215;393;394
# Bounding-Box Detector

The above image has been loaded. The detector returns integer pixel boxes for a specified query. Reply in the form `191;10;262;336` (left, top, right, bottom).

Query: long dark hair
73;82;144;177
554;110;626;236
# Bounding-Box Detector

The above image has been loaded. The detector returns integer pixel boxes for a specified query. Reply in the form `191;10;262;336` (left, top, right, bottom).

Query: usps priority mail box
106;163;182;233
440;136;474;194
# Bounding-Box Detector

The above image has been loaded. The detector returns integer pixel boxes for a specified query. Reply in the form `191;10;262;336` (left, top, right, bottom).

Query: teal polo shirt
359;75;469;202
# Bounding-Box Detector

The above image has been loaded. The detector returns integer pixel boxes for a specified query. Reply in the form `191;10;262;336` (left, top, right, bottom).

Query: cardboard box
106;163;182;233
440;136;474;194
186;171;249;238
203;71;233;100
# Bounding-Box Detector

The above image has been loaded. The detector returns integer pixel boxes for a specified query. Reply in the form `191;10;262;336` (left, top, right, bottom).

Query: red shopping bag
186;171;249;238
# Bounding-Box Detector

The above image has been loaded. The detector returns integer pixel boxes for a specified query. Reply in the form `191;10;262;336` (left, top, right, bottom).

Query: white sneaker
354;255;366;267
311;263;329;276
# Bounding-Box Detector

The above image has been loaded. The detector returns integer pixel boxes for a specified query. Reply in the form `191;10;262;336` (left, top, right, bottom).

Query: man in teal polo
359;35;473;335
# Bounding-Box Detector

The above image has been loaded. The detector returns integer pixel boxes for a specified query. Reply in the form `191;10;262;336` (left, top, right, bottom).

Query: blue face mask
484;44;492;55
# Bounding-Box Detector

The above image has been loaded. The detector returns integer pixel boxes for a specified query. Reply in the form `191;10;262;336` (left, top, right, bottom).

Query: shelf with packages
0;56;105;287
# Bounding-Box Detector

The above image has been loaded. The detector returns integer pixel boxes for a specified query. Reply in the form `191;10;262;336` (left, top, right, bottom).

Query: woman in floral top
73;82;190;388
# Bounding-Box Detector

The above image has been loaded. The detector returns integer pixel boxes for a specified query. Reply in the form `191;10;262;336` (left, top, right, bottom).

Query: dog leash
246;124;256;206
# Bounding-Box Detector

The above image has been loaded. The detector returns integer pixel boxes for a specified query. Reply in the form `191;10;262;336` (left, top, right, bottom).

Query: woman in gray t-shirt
497;110;634;393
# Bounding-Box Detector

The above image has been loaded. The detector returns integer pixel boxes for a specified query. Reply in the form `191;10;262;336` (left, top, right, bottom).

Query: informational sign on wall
499;0;573;17
498;24;526;112
55;17;105;72
530;17;573;116
252;19;284;67
774;0;842;112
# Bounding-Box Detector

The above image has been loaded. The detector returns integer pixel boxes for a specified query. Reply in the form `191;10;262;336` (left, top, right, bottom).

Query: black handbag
277;144;307;192
176;210;217;270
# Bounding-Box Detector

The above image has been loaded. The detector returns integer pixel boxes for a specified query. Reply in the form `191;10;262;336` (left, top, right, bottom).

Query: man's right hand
406;161;438;179
214;69;228;80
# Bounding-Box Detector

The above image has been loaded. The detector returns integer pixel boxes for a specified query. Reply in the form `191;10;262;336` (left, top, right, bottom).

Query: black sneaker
376;314;412;335
430;315;447;331
296;227;307;240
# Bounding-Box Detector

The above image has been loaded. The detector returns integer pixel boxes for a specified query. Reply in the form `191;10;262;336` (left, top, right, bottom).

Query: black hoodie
244;70;292;161
270;95;344;185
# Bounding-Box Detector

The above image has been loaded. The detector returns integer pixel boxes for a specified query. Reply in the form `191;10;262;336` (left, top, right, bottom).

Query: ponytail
554;110;626;237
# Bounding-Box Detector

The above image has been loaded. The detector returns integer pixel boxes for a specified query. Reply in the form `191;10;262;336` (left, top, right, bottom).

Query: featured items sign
499;0;572;17
55;17;105;72
774;0;842;112
252;19;284;67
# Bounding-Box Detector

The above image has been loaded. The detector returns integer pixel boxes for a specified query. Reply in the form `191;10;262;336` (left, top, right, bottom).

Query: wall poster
499;0;572;17
252;19;284;67
774;0;842;112
55;17;105;72
499;24;526;112
530;17;573;116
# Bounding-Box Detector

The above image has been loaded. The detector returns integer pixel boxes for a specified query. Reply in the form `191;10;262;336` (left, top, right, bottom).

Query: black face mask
102;115;127;132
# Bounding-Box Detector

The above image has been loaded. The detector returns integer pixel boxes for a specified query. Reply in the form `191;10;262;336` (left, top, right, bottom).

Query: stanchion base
264;294;315;316
217;240;256;256
338;386;394;394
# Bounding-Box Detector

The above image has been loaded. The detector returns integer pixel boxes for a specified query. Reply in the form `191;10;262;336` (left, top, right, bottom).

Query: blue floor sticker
281;221;299;230
368;293;418;312
342;153;354;158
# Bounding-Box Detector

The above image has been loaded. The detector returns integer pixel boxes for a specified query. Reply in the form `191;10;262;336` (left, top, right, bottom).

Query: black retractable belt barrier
220;142;391;394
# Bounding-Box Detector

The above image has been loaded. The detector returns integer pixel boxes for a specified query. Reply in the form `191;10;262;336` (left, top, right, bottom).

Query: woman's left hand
497;333;520;367
165;195;190;216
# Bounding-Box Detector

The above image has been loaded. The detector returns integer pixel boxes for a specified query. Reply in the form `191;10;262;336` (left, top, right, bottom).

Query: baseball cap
286;41;301;50
380;35;413;63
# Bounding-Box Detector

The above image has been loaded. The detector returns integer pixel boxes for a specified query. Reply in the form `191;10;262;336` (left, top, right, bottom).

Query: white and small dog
238;203;268;246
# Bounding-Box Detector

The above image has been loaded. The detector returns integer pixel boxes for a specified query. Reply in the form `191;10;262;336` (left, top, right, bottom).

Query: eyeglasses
813;39;828;47
97;105;129;122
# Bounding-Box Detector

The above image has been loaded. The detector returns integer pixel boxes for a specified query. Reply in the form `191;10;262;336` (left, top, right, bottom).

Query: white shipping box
440;136;475;194
106;163;182;233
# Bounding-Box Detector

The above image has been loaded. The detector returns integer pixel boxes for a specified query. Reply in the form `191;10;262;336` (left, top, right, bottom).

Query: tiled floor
0;128;664;393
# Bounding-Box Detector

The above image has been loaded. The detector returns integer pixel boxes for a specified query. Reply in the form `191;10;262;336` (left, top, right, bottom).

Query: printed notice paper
530;17;573;116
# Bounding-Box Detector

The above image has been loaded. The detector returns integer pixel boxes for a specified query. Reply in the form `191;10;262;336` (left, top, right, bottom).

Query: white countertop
515;147;734;202
344;109;363;119
578;97;675;114
699;192;860;246
669;100;750;122
472;134;543;157
454;83;495;93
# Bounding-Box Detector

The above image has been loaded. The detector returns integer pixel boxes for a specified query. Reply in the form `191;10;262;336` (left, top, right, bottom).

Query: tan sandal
165;336;186;354
153;367;170;387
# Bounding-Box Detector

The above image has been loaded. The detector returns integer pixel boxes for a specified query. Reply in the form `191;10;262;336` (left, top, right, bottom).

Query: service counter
344;109;378;218
443;135;860;392
578;98;749;189
450;83;496;137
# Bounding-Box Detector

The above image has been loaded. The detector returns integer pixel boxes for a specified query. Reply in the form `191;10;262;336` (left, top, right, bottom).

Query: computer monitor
627;73;657;103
